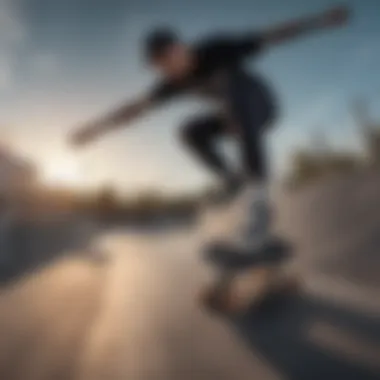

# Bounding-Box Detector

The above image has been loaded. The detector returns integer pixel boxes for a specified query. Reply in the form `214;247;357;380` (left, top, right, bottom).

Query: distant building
353;99;380;167
364;128;380;167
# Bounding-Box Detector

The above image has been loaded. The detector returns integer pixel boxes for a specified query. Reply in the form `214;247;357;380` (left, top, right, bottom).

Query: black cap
144;27;178;61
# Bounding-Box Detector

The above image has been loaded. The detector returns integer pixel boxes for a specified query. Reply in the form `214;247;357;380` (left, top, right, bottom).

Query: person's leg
226;73;276;247
180;115;242;197
239;133;272;241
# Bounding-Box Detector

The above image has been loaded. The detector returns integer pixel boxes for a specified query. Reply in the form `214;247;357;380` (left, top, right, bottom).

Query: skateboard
200;238;301;314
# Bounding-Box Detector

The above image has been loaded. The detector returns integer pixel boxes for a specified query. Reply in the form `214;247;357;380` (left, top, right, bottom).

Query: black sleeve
200;33;264;65
149;80;183;105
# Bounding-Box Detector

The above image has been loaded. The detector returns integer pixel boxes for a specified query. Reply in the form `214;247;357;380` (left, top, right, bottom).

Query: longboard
200;238;301;314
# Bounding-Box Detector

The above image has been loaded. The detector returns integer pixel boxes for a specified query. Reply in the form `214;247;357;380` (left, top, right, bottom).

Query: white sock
242;180;272;241
246;180;270;205
225;180;272;247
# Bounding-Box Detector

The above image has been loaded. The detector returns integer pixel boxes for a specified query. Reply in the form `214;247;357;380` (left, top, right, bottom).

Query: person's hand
319;5;351;28
69;123;103;148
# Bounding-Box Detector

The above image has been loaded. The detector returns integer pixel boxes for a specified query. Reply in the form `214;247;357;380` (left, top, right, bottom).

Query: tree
95;185;119;218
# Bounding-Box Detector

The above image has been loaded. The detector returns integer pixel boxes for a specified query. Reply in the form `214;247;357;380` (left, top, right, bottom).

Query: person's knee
180;119;206;148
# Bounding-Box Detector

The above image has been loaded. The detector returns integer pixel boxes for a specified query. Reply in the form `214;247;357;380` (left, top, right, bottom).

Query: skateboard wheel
200;286;241;314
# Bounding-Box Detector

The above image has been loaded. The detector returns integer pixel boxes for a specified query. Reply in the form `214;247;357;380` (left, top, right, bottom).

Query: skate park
0;169;378;380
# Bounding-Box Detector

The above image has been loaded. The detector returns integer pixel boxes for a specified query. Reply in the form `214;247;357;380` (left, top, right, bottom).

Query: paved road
0;172;379;380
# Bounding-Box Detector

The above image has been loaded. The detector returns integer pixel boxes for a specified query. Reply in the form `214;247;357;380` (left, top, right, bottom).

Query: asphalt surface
0;172;379;380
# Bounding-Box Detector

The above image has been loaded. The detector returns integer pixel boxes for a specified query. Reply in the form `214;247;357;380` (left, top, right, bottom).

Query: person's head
144;27;193;79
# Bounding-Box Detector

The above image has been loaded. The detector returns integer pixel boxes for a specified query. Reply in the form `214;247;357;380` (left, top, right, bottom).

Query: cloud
0;0;26;89
0;1;25;45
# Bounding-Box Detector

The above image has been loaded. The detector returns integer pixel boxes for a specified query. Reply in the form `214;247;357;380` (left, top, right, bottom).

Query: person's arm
69;96;152;147
200;6;350;65
69;81;178;147
261;5;350;46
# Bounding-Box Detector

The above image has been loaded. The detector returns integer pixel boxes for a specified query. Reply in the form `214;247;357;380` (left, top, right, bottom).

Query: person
70;5;350;252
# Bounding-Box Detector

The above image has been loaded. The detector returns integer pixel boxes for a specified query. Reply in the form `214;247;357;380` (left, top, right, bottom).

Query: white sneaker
223;181;272;253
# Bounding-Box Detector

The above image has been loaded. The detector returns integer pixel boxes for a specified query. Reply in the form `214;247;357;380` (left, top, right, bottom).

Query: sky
0;0;379;194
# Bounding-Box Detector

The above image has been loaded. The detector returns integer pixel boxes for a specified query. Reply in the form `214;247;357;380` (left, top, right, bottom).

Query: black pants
180;73;276;182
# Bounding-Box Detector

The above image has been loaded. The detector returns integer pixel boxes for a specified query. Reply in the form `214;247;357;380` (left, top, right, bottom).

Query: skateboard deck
200;239;301;314
205;238;291;270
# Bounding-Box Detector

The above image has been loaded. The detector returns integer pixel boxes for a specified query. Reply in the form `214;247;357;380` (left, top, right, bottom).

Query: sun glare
42;157;83;187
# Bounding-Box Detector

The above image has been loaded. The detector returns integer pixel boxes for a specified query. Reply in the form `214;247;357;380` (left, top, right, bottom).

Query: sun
42;156;83;187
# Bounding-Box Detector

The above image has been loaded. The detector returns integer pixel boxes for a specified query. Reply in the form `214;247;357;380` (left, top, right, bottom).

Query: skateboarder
70;5;349;251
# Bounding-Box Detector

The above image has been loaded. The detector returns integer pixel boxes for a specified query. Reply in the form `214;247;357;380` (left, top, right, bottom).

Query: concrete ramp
276;171;380;309
0;172;379;379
